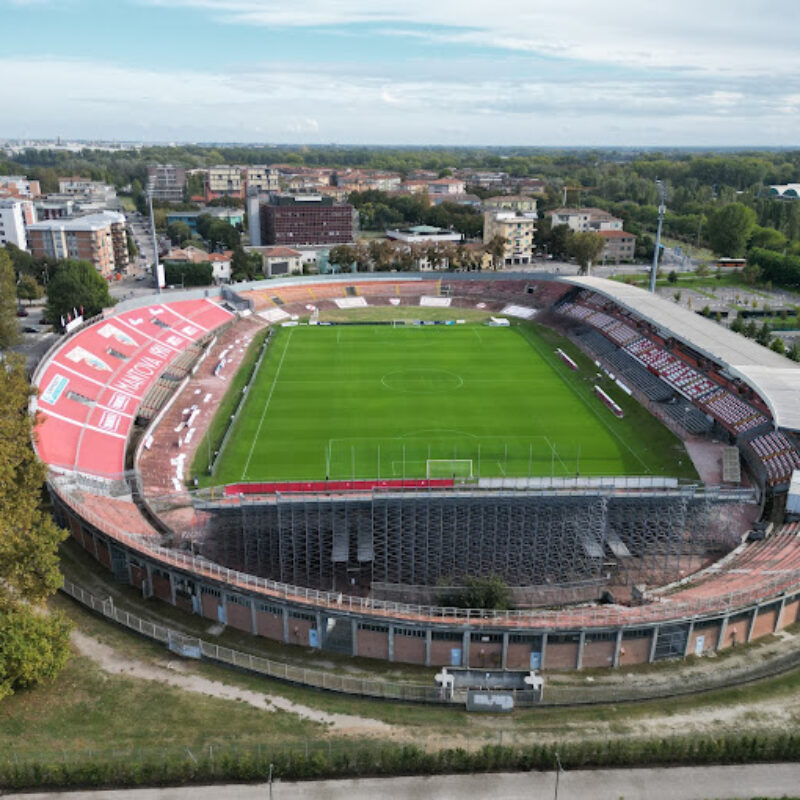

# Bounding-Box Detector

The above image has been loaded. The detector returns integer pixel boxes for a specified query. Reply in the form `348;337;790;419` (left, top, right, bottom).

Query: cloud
143;0;800;76
1;54;798;146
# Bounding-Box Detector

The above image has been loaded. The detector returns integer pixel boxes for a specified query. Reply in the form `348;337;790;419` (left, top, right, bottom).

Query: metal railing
55;483;800;631
61;577;800;708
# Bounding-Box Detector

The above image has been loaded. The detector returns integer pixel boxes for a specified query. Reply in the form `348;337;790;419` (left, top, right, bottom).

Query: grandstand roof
563;276;800;432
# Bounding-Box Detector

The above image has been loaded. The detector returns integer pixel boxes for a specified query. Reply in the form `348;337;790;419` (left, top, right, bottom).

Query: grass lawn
204;321;696;487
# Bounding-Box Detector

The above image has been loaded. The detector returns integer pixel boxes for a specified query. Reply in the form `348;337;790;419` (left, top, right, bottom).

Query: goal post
426;459;473;480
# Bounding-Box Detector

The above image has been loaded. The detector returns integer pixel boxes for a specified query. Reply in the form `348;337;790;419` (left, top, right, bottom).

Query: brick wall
393;633;426;664
356;629;390;660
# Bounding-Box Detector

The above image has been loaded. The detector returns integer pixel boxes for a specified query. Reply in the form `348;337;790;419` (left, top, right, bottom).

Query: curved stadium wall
35;275;800;672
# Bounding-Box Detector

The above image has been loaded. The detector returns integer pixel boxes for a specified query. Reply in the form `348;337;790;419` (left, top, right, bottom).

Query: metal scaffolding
194;487;740;597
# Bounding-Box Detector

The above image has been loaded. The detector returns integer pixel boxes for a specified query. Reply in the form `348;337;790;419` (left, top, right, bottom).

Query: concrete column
775;596;787;632
648;626;659;663
612;628;624;668
746;605;760;643
388;626;395;662
540;632;548;670
683;621;695;658
219;593;228;625
315;611;323;649
576;630;586;670
351;619;359;657
250;598;258;635
462;630;470;668
425;629;432;667
168;571;177;606
144;562;153;598
92;531;100;560
716;614;729;651
282;607;290;644
501;632;509;670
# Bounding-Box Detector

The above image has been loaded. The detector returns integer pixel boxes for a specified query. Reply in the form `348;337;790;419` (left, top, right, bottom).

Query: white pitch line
242;329;293;480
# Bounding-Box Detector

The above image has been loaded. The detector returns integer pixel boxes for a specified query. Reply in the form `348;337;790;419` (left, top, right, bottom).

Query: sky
1;0;799;147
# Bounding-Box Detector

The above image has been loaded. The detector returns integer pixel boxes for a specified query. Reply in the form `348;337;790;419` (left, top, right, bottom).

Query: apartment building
260;195;356;247
427;177;467;196
27;212;129;276
597;230;637;264
0;175;41;197
34;197;76;220
205;166;244;200
483;210;536;266
244;166;280;194
58;177;117;204
147;164;186;202
483;195;538;215
0;198;35;249
547;207;623;233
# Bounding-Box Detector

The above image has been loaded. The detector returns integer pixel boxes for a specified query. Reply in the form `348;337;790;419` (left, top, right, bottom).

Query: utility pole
649;179;667;293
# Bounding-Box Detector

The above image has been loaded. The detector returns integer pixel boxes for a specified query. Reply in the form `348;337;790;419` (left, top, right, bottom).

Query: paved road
7;764;800;800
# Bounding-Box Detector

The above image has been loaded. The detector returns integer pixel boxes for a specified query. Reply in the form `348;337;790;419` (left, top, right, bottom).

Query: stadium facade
34;275;800;673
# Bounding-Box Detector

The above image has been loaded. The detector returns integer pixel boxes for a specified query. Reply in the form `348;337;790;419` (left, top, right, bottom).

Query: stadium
34;273;800;674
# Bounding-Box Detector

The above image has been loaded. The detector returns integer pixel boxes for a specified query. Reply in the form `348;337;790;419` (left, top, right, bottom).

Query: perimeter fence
61;579;800;709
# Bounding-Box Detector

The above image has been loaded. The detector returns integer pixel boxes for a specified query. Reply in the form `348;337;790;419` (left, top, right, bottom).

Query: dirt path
71;630;397;738
71;628;800;749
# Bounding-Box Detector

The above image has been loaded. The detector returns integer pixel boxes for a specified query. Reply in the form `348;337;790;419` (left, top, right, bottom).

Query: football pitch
205;322;695;485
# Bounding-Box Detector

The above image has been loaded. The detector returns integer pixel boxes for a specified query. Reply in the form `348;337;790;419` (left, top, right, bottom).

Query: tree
569;231;606;275
16;275;43;305
167;221;192;246
730;314;745;334
707;202;757;257
788;340;800;362
485;235;506;270
230;247;262;281
548;223;572;259
126;230;138;259
0;355;71;700
0;250;21;349
45;259;114;329
667;270;678;284
368;239;395;271
756;321;772;346
163;261;213;287
437;575;512;610
770;336;786;355
328;245;356;272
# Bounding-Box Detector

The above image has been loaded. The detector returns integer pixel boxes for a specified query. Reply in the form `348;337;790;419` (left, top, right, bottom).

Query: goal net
426;459;473;479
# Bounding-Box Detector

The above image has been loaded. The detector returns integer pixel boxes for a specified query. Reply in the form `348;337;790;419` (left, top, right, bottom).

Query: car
23;326;38;334
39;317;50;325
16;307;28;317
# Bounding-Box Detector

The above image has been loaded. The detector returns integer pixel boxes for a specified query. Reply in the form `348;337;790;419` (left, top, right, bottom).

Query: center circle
381;368;464;394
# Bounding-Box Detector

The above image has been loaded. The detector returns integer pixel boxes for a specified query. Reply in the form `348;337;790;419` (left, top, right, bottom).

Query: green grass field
202;322;696;486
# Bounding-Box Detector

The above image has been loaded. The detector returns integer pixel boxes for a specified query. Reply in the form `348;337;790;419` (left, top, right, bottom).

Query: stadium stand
558;295;771;436
746;431;800;486
34;298;233;478
32;278;800;675
657;397;714;435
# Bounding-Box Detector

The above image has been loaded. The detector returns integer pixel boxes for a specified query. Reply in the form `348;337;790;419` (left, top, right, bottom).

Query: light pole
649;180;667;293
148;189;162;295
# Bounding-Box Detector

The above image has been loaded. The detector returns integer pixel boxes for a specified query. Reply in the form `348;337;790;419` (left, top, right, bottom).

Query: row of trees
0;296;71;698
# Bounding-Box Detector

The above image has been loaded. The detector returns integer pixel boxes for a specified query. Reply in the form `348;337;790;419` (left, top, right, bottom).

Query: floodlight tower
649;180;667;293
